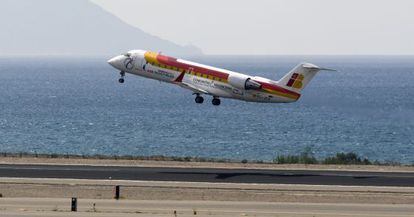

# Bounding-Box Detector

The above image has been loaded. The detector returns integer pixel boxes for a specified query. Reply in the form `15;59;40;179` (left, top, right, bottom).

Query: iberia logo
286;73;304;89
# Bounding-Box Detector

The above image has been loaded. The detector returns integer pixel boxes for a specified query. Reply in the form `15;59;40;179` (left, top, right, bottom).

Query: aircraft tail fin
277;63;336;93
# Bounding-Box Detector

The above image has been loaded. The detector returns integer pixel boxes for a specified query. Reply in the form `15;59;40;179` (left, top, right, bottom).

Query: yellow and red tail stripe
258;81;300;100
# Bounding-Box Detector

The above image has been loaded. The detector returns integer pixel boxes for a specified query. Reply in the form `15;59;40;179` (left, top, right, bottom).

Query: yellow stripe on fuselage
144;51;160;65
262;88;299;100
144;51;228;83
144;51;296;99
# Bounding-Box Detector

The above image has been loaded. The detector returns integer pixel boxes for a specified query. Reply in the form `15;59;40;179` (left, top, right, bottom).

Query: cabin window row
191;72;226;82
150;62;182;72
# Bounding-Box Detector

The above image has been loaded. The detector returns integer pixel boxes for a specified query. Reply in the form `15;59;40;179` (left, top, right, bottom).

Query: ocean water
0;56;413;163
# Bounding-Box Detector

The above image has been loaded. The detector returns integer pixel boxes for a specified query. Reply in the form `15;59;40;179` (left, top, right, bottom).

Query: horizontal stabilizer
302;63;337;72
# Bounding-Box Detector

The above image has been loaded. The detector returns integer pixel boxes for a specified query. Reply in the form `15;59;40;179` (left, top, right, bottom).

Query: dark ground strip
0;164;414;187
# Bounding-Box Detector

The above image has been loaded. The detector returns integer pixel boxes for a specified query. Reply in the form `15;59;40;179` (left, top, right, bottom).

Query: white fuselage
108;50;301;104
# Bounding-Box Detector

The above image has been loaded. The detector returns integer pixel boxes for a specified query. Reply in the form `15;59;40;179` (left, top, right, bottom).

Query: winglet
174;70;186;82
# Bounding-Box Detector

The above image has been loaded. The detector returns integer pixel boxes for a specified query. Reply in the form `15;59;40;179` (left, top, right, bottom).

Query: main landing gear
193;94;221;106
194;93;204;104
118;71;125;83
212;96;221;106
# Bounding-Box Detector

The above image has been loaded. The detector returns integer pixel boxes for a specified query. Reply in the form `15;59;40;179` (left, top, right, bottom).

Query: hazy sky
92;0;414;55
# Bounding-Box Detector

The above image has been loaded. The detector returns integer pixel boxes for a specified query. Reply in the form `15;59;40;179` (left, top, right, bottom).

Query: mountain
0;0;202;56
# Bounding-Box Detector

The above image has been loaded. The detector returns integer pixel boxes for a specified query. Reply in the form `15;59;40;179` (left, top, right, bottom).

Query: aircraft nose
107;55;123;69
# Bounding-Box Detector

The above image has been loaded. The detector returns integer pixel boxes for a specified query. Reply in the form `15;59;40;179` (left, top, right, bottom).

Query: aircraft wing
178;81;210;94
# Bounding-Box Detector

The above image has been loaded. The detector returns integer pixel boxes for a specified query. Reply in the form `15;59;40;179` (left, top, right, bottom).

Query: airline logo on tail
286;73;304;89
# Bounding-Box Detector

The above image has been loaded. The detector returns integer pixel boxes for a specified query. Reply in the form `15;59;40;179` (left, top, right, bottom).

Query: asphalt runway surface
1;164;414;187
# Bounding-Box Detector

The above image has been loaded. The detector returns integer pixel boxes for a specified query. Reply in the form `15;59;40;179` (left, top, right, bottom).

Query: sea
0;56;413;163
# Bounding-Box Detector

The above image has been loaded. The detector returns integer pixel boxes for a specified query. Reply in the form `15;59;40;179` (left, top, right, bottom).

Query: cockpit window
123;53;131;57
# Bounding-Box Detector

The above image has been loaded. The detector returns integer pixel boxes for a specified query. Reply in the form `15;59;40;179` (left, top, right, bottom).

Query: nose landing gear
118;71;125;83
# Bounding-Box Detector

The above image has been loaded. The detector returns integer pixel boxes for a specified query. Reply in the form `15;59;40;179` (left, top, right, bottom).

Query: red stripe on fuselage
256;81;301;99
156;53;300;99
156;54;229;80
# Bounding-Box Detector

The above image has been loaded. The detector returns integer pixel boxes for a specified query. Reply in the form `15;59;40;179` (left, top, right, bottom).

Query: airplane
108;50;334;106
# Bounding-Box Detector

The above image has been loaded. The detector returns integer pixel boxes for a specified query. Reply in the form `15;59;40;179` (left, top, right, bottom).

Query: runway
1;164;414;186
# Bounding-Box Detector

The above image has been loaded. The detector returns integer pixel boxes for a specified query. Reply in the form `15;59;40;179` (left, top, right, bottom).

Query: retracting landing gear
193;93;221;105
194;93;204;104
118;71;125;83
212;96;221;106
